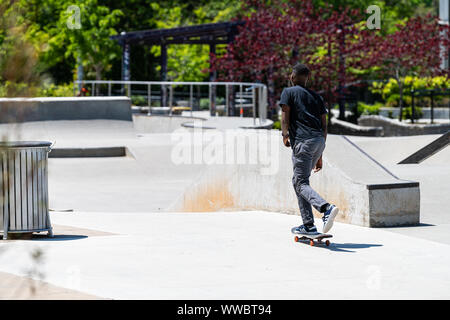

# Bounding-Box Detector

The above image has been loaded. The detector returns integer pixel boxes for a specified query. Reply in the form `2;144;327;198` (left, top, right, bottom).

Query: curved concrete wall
0;97;132;123
358;115;450;136
379;107;450;120
329;118;383;136
173;131;420;227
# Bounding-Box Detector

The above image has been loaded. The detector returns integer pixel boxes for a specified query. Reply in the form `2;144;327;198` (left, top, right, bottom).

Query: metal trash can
0;141;53;240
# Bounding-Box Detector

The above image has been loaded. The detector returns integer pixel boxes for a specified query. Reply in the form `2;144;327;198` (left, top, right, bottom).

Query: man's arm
281;104;290;147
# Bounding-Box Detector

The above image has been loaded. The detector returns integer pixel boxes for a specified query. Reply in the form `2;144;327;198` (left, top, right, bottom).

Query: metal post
122;40;130;95
209;43;217;117
92;83;95;96
209;84;212;115
252;86;256;125
108;82;112;96
169;84;173;115
189;84;193;117
147;84;151;114
240;84;243;118
225;85;229;117
411;89;415;124
127;82;131;97
431;91;435;124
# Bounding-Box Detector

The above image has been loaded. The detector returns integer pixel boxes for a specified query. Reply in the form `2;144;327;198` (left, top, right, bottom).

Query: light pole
439;0;449;70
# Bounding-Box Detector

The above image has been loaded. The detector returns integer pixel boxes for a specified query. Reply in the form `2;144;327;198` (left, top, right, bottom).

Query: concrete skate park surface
0;100;449;299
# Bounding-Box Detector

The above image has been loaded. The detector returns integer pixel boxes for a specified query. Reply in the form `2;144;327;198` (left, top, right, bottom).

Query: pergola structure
111;21;244;109
111;21;244;83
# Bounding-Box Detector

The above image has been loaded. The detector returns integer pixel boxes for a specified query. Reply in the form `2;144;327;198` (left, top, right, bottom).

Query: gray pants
291;136;328;225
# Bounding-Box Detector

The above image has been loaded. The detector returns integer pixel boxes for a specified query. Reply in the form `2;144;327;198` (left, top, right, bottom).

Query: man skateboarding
280;63;339;235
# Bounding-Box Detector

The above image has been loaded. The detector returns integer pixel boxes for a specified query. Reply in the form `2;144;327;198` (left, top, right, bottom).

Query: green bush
370;76;450;108
199;98;210;110
402;106;423;121
0;82;75;97
131;95;147;106
357;102;382;116
272;120;281;130
0;81;31;97
37;83;73;97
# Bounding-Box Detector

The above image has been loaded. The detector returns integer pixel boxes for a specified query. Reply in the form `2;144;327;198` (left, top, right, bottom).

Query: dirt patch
182;179;235;212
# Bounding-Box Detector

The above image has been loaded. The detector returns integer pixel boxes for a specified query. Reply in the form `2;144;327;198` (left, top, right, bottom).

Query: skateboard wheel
325;240;330;246
294;236;299;242
309;240;314;246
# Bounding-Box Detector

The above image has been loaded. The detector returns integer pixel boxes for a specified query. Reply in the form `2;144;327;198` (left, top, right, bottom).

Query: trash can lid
0;141;52;148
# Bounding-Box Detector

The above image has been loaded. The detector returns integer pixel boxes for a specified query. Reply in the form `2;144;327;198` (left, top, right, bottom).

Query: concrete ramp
174;131;420;227
398;131;450;164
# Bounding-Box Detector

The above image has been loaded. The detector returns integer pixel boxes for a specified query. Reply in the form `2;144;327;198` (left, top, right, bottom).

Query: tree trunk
398;80;404;122
395;67;403;122
94;65;103;96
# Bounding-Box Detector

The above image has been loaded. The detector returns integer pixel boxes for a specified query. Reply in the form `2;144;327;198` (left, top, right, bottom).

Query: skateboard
293;233;332;247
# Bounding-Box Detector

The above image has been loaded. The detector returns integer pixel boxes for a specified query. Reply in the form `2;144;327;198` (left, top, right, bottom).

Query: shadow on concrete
382;223;435;229
296;241;383;253
31;234;88;241
327;242;383;253
1;234;88;241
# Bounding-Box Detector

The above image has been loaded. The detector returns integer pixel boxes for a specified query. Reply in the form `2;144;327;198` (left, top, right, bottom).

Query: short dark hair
292;63;310;76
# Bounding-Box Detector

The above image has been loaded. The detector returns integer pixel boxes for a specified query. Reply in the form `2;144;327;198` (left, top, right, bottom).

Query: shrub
357;102;382;116
370;76;450;108
272;120;281;130
37;83;73;97
402;106;423;121
131;95;147;106
199;98;210;110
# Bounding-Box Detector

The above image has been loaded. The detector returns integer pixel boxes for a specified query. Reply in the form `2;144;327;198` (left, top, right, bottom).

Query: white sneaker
322;205;339;233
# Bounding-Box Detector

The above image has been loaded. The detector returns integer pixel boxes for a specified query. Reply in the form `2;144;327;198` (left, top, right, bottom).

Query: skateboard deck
293;233;332;246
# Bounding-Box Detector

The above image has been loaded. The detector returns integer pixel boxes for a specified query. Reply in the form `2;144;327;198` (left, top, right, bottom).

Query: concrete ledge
329;117;383;136
358;115;450;136
173;132;420;227
0;97;132;123
49;147;128;158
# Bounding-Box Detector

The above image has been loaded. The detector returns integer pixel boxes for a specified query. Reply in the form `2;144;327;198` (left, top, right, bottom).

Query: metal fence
411;88;450;123
74;80;268;126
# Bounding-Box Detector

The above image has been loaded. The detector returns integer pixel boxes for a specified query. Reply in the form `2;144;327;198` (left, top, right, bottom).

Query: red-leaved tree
362;14;450;121
210;0;376;117
211;0;449;121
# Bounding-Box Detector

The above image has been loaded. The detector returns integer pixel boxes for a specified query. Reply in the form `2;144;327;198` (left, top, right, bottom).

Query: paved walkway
0;118;448;299
0;211;449;299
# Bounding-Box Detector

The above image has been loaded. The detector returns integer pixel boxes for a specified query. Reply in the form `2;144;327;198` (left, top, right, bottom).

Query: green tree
58;0;123;80
0;0;41;96
149;1;241;82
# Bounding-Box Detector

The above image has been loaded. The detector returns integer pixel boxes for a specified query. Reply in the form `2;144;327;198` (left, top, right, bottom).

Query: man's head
290;63;310;87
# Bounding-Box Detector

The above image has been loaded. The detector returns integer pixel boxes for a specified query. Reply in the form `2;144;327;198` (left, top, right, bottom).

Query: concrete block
174;132;420;228
0;97;132;123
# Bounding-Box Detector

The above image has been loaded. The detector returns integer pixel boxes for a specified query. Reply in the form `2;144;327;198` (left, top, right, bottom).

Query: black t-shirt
279;85;327;145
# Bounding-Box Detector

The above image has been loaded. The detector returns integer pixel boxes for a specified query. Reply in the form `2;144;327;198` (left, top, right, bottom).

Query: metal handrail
74;80;268;126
